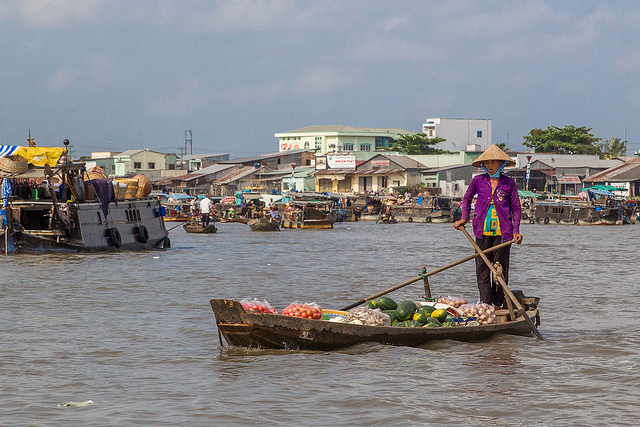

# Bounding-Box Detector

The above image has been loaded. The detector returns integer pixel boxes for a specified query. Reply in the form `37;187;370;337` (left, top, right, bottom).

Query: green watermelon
376;296;397;311
382;310;398;325
364;300;378;309
404;320;422;328
423;322;439;328
424;317;442;327
396;301;417;321
441;320;456;327
417;305;436;315
393;321;407;327
412;311;430;325
431;309;448;323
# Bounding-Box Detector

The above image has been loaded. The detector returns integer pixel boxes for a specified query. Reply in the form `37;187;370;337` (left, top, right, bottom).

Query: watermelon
396;301;417;321
424;317;442;327
393;321;407;327
382;310;398;325
364;300;378;309
423;322;439;328
441;320;456;327
404;320;422;328
431;309;448;323
417;305;436;315
412;312;430;325
376;296;397;311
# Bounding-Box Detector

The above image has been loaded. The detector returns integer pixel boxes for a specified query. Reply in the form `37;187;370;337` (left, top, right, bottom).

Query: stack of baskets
133;174;152;198
84;166;108;181
113;178;138;200
0;155;28;175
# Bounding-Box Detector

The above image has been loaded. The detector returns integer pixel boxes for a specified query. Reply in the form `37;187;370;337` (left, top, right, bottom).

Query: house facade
422;118;492;152
275;125;412;156
112;149;177;178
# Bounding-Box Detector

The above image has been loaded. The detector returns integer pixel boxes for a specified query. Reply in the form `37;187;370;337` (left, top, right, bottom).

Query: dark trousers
201;213;210;227
475;235;510;306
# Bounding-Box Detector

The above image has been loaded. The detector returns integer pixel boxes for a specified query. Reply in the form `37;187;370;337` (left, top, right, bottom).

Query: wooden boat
209;296;541;350
248;216;280;231
392;196;462;223
183;219;217;233
281;201;334;229
376;215;397;224
528;200;636;225
220;216;248;224
1;148;170;254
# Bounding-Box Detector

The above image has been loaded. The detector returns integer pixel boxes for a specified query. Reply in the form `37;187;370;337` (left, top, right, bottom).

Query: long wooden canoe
209;299;540;350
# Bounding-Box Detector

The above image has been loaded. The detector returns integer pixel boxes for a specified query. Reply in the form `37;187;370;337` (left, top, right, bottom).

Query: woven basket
133;174;152;198
85;166;108;181
124;182;139;199
0;155;28;174
112;182;127;200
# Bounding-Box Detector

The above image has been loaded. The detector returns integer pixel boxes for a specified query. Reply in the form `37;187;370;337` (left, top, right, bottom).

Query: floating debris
58;400;94;407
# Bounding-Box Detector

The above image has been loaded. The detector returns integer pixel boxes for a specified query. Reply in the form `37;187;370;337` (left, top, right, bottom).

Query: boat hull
248;218;280;231
2;198;169;254
210;299;539;350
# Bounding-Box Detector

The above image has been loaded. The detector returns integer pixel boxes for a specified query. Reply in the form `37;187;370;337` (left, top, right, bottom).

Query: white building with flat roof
422;118;492;152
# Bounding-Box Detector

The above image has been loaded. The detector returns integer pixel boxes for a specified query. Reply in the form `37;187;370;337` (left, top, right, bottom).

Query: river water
1;221;639;425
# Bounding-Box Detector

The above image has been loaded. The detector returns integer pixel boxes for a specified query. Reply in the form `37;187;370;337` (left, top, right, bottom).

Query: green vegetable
404;320;422;328
424;317;442;327
431;309;448;323
417;305;436;315
382;310;398;325
396;301;417;321
376;296;397;311
412;312;430;325
393;321;407;327
364;300;378;309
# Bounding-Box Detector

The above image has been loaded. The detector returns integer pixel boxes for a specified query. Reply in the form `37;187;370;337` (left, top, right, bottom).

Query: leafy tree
600;137;626;159
496;142;510;153
522;125;601;155
389;133;447;155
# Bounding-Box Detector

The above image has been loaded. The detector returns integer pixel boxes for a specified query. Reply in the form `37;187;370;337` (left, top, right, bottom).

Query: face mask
482;161;507;178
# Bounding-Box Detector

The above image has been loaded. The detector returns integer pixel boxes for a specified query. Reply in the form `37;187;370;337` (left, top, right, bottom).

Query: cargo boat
209;295;540;350
1;144;170;254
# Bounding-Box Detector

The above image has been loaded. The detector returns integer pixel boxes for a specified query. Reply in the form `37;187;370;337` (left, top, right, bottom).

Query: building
312;154;426;194
275;125;412;156
582;157;640;197
112;149;177;178
422;118;491;152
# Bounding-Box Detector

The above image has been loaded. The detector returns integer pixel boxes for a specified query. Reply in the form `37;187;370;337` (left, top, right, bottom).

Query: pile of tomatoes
282;302;323;319
241;300;278;314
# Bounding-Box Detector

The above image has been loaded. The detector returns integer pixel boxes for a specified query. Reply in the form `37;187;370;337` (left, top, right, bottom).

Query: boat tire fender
543;217;550;224
426;216;432;223
163;236;171;248
288;221;293;229
137;225;150;243
408;216;413;223
555;217;561;224
529;218;535;224
109;227;122;248
573;218;579;224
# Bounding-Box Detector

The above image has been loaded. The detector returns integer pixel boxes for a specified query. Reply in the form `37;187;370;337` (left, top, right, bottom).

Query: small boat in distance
183;219;217;233
248;216;280;232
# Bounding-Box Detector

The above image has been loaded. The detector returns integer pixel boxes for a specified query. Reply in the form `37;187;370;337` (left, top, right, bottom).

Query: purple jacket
460;173;521;242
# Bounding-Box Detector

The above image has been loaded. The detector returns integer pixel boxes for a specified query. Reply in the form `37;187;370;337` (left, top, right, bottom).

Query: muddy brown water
2;221;639;425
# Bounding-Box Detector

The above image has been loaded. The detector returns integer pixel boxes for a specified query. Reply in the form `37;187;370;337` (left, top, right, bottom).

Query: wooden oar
459;226;544;339
167;222;185;232
339;239;515;311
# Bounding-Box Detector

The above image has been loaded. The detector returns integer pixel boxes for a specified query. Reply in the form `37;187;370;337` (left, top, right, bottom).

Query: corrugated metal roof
276;125;413;135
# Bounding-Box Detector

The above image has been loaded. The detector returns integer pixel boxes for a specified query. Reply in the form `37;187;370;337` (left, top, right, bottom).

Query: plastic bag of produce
436;295;468;308
240;297;278;314
459;302;496;325
282;301;323;319
346;307;391;326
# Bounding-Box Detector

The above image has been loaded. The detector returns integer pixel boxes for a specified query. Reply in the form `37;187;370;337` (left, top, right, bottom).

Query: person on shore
453;144;523;308
200;195;213;227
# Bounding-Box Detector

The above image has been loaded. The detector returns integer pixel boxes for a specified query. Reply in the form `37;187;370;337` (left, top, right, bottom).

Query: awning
518;190;541;198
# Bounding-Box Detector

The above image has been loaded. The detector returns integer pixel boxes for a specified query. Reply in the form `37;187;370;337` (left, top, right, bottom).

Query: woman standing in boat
453;145;523;308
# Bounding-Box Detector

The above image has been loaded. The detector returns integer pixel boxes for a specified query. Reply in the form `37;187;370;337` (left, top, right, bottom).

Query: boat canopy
518;190;541;198
582;185;626;192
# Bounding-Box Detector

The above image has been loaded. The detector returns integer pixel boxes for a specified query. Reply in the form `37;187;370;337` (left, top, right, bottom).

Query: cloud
4;0;105;28
145;76;210;120
45;65;77;92
291;65;355;96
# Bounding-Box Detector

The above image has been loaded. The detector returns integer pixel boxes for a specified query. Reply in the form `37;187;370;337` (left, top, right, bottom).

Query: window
148;162;155;169
477;131;482;138
315;136;322;150
360;143;371;152
133;162;142;169
343;143;354;151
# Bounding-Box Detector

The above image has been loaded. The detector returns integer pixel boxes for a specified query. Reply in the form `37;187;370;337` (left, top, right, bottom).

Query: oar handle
459;226;544;339
339;239;515;312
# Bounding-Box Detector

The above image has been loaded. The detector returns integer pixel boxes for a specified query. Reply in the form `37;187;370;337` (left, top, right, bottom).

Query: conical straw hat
471;144;516;168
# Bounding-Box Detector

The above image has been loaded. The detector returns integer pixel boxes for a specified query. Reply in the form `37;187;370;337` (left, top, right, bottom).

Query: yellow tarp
14;146;66;167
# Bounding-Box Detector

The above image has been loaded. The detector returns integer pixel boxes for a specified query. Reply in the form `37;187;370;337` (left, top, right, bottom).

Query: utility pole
177;146;186;169
624;127;628;156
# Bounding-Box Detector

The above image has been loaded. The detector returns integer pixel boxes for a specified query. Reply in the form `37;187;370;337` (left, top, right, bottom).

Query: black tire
289;221;293;229
163;236;171;248
137;225;149;243
573;218;578;224
529;218;535;224
426;217;432;223
555;217;561;224
408;217;413;223
109;227;122;248
543;217;550;224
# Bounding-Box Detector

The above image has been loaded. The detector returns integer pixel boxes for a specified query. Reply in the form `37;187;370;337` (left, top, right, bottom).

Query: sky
1;0;640;158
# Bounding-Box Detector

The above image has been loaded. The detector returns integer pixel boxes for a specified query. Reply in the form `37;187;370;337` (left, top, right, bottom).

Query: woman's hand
453;219;467;230
514;233;523;244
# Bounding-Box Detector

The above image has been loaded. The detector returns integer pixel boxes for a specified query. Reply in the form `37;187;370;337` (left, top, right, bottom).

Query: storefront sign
327;155;355;169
